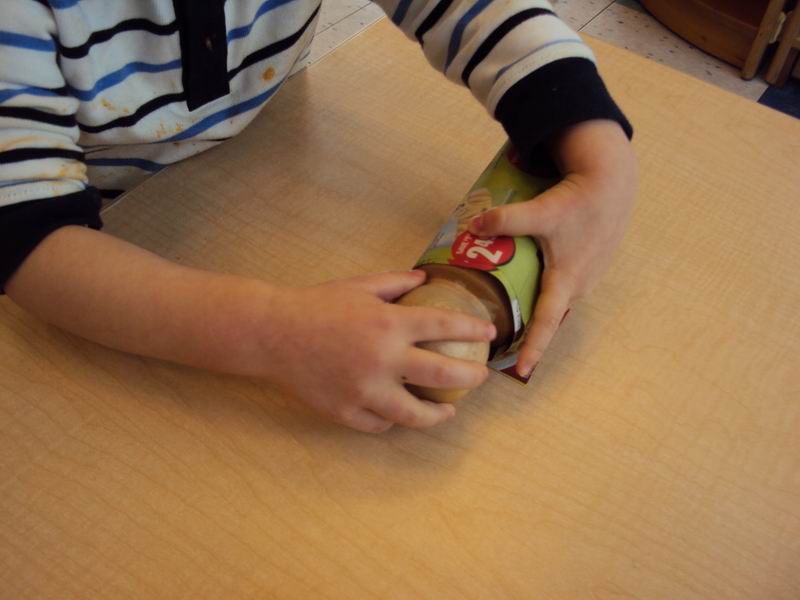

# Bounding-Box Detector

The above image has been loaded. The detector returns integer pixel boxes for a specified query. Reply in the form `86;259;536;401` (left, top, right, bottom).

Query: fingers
468;183;572;238
401;347;489;391
399;305;496;342
347;270;427;301
370;389;456;429
516;269;573;377
333;386;457;432
331;407;395;434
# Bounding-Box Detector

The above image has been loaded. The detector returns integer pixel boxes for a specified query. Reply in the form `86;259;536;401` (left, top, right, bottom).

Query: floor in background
575;0;768;100
758;76;800;118
303;0;798;119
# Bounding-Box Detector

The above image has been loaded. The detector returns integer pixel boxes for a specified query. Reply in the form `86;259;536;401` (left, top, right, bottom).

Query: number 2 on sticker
466;245;503;264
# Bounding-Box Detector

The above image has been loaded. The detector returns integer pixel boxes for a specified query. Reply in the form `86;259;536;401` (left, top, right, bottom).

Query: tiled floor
299;0;798;117
578;0;768;100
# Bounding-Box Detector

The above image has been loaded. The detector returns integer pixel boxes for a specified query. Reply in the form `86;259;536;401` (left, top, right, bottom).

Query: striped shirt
0;0;630;288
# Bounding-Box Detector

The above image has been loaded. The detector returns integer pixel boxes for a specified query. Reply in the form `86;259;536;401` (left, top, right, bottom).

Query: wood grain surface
1;19;799;600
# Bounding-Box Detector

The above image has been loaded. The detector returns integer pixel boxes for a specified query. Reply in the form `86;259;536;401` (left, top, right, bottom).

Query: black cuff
495;57;633;172
0;189;103;293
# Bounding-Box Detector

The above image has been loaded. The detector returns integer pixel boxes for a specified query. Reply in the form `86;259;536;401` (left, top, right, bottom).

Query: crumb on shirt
155;122;168;139
1;134;45;151
57;162;87;180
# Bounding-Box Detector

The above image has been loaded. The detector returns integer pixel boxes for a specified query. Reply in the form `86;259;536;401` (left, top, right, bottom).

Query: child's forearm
5;226;280;377
5;226;496;432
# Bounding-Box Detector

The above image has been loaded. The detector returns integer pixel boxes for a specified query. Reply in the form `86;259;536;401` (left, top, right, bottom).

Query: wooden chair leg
773;47;799;85
766;6;800;83
743;0;787;79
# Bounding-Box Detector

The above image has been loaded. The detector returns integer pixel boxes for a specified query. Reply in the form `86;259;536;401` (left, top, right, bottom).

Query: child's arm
2;3;494;433
6;226;494;432
469;119;638;376
375;1;638;372
373;0;633;160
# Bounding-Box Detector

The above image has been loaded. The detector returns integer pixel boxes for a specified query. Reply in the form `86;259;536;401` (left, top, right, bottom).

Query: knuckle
351;380;375;403
527;347;545;364
398;407;420;428
539;314;563;334
430;362;451;387
362;348;392;374
484;208;504;230
370;313;397;336
435;314;453;336
331;405;357;424
371;421;394;434
351;421;377;434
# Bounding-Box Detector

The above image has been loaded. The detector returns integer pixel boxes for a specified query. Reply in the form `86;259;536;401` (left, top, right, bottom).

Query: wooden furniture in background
766;3;800;83
1;20;799;599
640;0;788;79
744;0;789;78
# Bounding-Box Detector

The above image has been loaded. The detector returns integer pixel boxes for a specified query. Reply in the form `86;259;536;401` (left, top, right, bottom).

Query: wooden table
2;19;799;600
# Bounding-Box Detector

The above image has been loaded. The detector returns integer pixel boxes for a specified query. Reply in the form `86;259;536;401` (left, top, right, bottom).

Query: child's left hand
468;119;638;377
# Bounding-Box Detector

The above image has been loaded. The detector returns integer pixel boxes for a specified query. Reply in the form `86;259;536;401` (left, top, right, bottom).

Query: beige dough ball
396;278;491;403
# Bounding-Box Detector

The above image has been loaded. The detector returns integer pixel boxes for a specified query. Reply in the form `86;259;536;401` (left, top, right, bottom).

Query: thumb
468;183;570;238
347;269;427;301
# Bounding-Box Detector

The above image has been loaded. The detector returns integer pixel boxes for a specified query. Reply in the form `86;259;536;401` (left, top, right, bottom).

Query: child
0;0;638;432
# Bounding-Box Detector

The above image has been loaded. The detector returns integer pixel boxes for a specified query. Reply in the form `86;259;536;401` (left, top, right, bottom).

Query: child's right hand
261;270;496;433
6;228;493;434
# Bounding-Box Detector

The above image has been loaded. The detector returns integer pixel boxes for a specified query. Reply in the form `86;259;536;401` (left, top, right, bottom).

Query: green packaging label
414;142;559;381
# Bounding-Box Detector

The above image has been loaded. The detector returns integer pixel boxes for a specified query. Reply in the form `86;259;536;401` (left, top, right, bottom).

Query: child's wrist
196;276;288;378
547;119;635;179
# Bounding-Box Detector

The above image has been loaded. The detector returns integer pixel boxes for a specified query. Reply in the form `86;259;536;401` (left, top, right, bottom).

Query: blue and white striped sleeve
0;0;102;291
372;0;632;164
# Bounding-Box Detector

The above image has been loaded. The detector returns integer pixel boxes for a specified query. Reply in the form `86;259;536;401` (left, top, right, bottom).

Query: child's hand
468;119;638;377
263;270;496;433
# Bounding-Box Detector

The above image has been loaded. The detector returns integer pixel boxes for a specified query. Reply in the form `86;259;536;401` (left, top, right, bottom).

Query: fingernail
518;352;541;378
486;324;497;340
469;213;484;234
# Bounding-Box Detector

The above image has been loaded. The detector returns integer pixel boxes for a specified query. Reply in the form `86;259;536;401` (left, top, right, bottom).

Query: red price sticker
448;231;515;271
